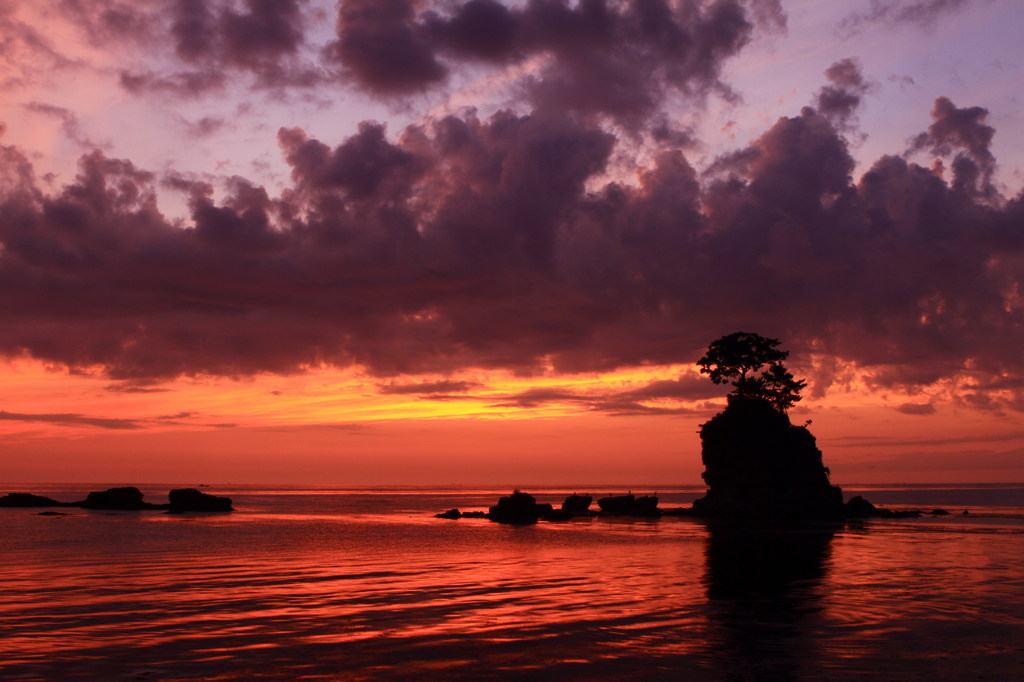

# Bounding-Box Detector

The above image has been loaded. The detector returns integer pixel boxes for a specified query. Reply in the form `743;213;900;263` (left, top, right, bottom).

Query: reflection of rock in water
701;523;834;681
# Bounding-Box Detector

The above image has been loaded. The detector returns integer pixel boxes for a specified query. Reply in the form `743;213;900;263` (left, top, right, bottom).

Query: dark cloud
0;409;143;429
0;60;1023;412
328;0;779;127
908;96;997;197
814;58;873;125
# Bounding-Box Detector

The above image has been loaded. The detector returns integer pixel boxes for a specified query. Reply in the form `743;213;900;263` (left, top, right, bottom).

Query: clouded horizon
1;0;1022;484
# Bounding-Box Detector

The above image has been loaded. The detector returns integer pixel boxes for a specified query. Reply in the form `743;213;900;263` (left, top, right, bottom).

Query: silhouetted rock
435;508;462;519
78;487;164;510
461;511;487;518
0;492;69;508
542;507;574;521
846;495;879;518
168;488;233;512
488;491;544;524
691;397;846;520
598;494;635;514
597;493;662;517
37;511;69;516
632;495;661;517
561;494;592;513
930;508;949;516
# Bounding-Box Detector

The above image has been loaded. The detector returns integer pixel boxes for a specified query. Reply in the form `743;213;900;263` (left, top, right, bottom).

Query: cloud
487;375;725;414
842;447;1024;473
895;402;936;415
0;409;143;429
23;102;106;148
378;379;482;394
0;43;1022;413
326;0;779;127
907;95;997;197
838;0;975;38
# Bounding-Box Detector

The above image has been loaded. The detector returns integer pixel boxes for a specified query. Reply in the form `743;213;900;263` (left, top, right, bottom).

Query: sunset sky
1;0;1023;485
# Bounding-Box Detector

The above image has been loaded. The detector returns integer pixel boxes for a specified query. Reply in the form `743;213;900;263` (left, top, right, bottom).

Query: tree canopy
698;332;806;412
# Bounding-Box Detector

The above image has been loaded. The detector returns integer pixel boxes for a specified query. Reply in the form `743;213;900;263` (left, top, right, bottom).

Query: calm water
2;484;1024;681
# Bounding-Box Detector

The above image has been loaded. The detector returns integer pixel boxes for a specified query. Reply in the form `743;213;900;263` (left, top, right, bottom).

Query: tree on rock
692;332;847;520
698;332;806;412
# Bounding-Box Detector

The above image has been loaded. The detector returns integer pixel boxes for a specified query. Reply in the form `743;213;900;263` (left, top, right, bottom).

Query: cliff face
692;397;845;520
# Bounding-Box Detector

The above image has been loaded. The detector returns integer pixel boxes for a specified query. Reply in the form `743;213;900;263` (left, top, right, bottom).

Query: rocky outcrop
597;493;661;517
435;508;461;519
691;397;846;520
0;493;70;507
598;494;635;514
561;494;592;514
488;491;543;524
168;488;233;512
78;487;166;510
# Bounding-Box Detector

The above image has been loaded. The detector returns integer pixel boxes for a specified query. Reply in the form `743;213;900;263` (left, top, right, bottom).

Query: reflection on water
702;523;833;681
1;486;1024;681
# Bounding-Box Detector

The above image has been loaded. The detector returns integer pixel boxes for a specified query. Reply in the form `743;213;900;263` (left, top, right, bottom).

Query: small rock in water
0;493;68;508
435;508;461;519
168;488;234;512
79;487;160;511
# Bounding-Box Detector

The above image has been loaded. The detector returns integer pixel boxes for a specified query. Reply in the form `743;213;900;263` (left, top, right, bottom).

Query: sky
1;0;1023;485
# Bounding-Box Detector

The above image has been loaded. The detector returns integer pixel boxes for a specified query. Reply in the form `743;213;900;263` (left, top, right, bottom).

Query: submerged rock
0;492;69;508
167;488;233;512
691;397;846;520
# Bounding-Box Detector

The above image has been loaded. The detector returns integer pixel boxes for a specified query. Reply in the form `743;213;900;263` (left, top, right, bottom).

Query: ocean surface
2;484;1024;681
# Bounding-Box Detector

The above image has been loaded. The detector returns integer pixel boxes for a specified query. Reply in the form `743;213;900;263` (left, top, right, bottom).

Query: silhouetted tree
698;332;806;411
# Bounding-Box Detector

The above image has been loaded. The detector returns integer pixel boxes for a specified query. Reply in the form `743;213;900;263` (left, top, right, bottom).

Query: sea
2;483;1024;681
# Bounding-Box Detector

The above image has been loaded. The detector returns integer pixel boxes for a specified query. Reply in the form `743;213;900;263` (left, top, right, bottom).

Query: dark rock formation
561;494;592;513
845;495;887;518
597;493;661;517
632;495;661;517
488;491;544;524
78;487;164;510
0;492;69;507
462;511;487;518
931;509;949;516
598;494;635;514
435;508;461;519
167;488;233;512
691;397;846;520
37;511;69;516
